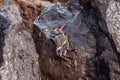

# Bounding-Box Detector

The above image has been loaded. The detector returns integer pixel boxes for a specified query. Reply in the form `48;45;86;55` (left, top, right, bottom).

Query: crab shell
53;34;68;48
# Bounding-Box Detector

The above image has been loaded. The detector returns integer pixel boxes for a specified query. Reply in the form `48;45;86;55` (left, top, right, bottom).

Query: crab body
50;24;70;60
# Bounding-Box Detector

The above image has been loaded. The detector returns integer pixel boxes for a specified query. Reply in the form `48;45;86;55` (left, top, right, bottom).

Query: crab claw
56;47;70;61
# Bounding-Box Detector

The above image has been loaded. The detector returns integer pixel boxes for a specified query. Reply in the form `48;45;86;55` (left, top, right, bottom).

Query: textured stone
0;0;120;80
33;1;97;80
33;0;120;80
0;4;40;80
106;0;120;53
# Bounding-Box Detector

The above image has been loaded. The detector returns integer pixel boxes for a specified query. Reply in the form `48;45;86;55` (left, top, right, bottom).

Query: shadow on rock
0;14;11;67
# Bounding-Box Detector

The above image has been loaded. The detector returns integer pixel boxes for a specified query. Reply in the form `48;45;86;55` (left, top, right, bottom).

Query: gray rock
106;0;120;53
33;0;120;80
33;1;97;80
0;4;40;80
0;0;120;80
34;4;73;39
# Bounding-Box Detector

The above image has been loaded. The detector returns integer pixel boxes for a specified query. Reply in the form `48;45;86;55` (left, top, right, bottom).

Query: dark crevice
0;29;4;67
92;4;120;63
32;25;59;79
80;0;120;79
90;1;120;67
94;57;110;80
32;25;43;55
90;9;111;79
0;15;11;68
80;1;111;80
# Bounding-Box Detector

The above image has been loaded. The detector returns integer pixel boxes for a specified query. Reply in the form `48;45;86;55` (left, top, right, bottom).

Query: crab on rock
50;23;70;60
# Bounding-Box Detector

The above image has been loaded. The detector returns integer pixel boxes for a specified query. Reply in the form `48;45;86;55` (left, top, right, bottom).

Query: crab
34;19;78;60
50;23;72;60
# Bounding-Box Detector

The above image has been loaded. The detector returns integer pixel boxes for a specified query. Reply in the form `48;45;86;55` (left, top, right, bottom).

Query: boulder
33;0;120;79
0;4;40;80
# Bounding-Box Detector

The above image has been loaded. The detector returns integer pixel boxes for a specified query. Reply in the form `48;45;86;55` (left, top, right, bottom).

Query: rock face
0;0;120;80
34;4;73;39
33;0;120;80
106;0;120;53
0;4;40;80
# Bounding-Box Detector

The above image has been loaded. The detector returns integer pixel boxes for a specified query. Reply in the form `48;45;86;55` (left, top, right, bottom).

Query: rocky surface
0;4;40;80
106;0;120;53
0;0;120;80
33;0;120;80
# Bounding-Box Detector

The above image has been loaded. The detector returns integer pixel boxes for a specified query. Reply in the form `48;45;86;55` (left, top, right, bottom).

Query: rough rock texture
33;0;120;80
0;0;120;80
0;4;40;80
106;0;120;53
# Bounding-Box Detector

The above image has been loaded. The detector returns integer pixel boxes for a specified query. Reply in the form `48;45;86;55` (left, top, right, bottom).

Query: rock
80;0;120;79
33;1;97;80
106;0;120;53
0;4;40;80
34;4;73;39
33;0;120;79
0;0;119;80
